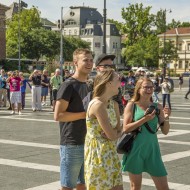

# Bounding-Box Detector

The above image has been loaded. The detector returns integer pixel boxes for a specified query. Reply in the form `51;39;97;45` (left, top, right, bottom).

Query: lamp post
102;0;106;53
18;0;27;71
60;7;64;77
163;9;172;78
18;0;21;71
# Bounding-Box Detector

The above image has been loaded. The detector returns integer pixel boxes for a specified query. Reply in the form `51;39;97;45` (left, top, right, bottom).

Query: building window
178;60;182;69
74;29;77;35
87;19;91;24
95;42;101;48
113;42;115;49
178;43;182;51
188;44;190;51
66;20;76;25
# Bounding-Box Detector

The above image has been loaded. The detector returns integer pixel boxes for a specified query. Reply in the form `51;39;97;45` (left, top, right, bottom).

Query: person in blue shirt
19;72;31;109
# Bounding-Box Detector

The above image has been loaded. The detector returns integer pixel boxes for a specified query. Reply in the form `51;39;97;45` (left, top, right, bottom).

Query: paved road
0;87;190;190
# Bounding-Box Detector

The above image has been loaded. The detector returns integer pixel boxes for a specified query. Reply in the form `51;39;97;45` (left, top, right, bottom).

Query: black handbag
117;104;140;154
116;131;138;154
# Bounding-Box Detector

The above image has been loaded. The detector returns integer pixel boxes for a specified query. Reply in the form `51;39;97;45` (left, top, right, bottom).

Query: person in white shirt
160;77;171;110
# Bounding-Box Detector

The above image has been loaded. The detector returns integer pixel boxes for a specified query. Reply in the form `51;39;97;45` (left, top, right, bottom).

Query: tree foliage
6;7;90;62
109;3;182;68
121;3;154;46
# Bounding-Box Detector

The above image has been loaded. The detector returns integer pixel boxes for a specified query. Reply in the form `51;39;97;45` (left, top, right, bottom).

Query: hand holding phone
144;105;156;116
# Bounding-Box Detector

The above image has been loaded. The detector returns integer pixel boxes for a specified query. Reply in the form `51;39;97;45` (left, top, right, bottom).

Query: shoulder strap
87;99;97;118
132;103;136;122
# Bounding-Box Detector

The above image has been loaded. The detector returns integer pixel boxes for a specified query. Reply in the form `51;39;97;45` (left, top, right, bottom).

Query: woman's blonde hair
131;77;154;102
93;69;115;98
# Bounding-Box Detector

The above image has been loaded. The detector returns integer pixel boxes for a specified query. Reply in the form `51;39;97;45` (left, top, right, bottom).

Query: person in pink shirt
6;71;22;115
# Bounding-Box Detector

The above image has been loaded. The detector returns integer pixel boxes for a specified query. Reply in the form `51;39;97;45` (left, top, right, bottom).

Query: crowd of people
1;48;190;190
0;68;71;114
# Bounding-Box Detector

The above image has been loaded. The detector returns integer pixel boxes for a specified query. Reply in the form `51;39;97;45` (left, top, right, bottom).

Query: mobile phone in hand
145;105;155;115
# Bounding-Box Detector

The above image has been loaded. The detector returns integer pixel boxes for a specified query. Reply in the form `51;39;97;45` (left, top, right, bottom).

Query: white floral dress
84;100;122;190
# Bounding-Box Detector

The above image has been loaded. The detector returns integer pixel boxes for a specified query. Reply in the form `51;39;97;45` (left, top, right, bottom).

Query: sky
1;0;190;24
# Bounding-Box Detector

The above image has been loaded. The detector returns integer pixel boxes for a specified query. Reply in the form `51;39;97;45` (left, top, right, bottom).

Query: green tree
22;28;60;61
6;7;41;58
122;35;159;67
159;40;178;65
121;3;154;46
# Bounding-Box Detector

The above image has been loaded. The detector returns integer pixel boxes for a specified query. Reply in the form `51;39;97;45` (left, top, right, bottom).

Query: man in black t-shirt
54;49;93;190
29;69;44;111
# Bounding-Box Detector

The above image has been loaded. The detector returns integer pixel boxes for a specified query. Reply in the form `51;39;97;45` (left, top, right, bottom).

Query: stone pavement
0;87;190;190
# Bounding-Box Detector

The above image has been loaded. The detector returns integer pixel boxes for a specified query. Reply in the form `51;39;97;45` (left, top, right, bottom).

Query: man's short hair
73;48;92;61
95;53;115;66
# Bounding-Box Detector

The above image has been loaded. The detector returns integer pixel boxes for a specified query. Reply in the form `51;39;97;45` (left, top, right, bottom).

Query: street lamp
18;0;27;71
102;0;106;53
163;9;172;78
60;7;63;77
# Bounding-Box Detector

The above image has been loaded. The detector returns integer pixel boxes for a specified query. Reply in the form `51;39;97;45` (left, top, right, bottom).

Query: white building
53;6;122;67
158;27;190;73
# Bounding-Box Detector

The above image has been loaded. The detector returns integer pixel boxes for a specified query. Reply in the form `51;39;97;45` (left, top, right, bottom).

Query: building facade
158;27;190;73
53;6;121;67
0;4;9;60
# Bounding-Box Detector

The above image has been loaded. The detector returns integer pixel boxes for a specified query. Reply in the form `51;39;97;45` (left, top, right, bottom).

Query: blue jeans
60;144;85;188
162;94;171;110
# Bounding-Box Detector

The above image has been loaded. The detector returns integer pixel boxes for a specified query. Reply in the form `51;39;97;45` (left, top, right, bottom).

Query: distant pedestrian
6;71;22;115
19;72;31;109
160;77;172;110
178;74;183;90
29;69;43;112
0;69;7;107
41;69;49;106
50;68;62;111
184;76;190;99
63;69;71;81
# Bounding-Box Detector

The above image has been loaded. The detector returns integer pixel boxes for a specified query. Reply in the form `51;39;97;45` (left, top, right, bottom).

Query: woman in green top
122;77;171;190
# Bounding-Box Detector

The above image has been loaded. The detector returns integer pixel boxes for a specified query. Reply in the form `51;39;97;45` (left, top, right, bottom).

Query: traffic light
58;19;64;28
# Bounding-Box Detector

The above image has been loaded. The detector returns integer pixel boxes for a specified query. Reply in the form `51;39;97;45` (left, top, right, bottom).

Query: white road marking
159;139;190;146
158;129;190;138
24;181;60;190
0;158;59;172
162;150;190;162
0;139;59;149
0;116;55;122
122;175;190;190
170;116;190;120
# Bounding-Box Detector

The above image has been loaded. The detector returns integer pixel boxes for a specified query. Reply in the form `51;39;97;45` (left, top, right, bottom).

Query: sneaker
18;111;22;115
41;102;45;106
10;111;15;115
32;109;36;112
184;97;188;99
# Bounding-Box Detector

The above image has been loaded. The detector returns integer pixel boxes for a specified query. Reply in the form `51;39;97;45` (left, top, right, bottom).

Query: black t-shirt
56;78;89;145
41;75;49;88
32;75;41;86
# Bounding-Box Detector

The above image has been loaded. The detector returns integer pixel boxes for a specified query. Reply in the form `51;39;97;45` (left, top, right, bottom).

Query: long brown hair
131;77;154;102
93;69;114;98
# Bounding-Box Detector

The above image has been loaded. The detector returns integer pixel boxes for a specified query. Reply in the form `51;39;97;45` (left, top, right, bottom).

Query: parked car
182;72;190;77
136;68;154;77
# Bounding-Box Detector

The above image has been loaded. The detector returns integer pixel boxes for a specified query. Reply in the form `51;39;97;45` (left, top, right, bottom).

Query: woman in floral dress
84;70;123;190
